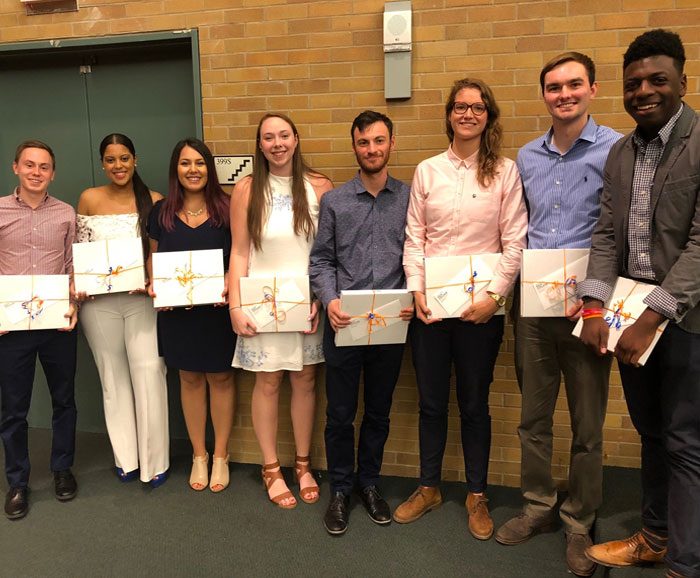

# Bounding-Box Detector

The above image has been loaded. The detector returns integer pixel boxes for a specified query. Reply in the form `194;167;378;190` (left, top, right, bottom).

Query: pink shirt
0;189;76;276
403;146;527;296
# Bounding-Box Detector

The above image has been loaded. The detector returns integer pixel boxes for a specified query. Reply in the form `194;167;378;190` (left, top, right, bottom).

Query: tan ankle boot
466;492;493;540
393;485;442;524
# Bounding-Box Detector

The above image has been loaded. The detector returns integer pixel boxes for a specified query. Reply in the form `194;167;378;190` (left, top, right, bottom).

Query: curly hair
445;78;503;188
624;29;685;73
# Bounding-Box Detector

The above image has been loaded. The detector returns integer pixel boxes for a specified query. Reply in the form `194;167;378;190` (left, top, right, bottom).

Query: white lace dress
76;212;169;482
232;175;325;371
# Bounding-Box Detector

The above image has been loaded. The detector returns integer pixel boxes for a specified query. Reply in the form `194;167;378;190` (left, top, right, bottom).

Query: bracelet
582;313;603;320
582;308;603;316
229;305;242;311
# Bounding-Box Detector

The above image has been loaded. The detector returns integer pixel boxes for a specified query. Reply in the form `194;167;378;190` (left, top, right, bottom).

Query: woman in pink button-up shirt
394;78;528;539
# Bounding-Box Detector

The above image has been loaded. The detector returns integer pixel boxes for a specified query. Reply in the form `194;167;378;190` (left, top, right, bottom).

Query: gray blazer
587;104;700;333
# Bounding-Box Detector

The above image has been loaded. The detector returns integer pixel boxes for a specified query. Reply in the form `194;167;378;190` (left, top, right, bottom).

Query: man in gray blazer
578;29;700;578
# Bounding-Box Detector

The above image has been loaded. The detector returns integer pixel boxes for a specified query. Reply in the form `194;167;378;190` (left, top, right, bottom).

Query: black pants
323;316;404;495
0;329;77;488
618;323;700;578
411;316;503;492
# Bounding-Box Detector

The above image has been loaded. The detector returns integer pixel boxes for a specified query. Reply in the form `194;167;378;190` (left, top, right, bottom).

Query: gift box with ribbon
152;249;225;308
335;289;413;347
73;238;145;296
0;275;70;331
424;254;504;319
240;275;311;333
520;248;589;317
572;276;668;366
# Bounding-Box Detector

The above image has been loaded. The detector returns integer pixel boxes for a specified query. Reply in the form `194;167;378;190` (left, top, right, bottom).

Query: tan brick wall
2;0;699;488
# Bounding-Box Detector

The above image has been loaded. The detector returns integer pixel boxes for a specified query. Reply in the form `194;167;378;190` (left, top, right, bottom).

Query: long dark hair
445;78;503;188
248;113;319;251
99;133;153;257
159;138;230;232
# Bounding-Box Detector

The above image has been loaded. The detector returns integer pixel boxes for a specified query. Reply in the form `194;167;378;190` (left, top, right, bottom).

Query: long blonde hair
248;113;318;251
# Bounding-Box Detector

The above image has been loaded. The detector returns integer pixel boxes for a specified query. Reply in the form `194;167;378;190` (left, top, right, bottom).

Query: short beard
356;153;388;175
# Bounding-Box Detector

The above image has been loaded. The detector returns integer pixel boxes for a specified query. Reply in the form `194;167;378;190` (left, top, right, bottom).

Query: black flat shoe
54;469;77;501
5;487;29;520
359;485;391;524
323;491;350;535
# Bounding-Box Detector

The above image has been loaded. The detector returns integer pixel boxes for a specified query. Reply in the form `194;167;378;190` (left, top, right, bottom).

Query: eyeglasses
453;102;487;116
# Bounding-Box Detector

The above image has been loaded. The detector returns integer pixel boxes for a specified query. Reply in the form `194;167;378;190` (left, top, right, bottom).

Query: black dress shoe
359;485;391;525
323;491;350;535
54;469;77;501
5;487;29;520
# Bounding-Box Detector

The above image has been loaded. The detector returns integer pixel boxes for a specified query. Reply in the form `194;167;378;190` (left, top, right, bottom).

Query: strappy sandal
210;454;230;493
190;453;209;491
262;461;296;509
294;454;320;504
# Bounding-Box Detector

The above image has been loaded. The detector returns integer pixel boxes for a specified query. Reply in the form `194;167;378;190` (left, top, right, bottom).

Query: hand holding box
240;275;312;333
152;249;225;308
73;238;145;296
335;289;413;347
0;275;70;331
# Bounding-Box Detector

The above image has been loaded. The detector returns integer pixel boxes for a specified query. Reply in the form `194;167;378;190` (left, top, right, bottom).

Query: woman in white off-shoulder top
75;133;169;487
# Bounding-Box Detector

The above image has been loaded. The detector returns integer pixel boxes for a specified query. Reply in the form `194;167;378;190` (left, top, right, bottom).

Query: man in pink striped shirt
0;141;79;520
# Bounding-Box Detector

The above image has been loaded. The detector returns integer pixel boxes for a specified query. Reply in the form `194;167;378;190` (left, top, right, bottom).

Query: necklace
186;206;204;217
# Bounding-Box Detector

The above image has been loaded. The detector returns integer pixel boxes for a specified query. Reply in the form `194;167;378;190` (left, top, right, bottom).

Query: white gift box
572;277;669;366
335;289;413;347
73;238;145;296
424;254;504;319
0;275;70;331
240;275;311;333
520;248;589;317
152;249;225;308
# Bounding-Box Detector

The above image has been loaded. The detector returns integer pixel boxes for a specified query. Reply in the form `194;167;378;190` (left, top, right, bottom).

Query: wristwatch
488;292;506;307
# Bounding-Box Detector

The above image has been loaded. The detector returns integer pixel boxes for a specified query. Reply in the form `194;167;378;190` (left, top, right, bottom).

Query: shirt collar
542;115;598;153
633;103;684;148
13;187;50;205
351;171;397;195
446;145;478;169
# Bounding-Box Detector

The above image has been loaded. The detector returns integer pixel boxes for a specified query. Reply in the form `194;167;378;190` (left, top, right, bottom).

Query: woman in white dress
229;114;333;509
76;133;169;487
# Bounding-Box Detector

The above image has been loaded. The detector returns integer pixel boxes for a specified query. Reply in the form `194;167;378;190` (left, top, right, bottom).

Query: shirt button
555;180;561;185
642;190;648;195
638;222;644;227
640;252;647;257
551;228;556;232
33;264;37;268
554;204;559;209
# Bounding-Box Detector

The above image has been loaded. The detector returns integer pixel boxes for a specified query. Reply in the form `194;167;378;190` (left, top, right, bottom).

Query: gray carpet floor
0;429;665;578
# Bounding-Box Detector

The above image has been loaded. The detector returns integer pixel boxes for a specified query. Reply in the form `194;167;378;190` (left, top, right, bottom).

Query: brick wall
2;0;698;488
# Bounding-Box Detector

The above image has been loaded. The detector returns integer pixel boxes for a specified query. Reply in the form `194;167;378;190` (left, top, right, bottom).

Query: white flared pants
80;292;169;482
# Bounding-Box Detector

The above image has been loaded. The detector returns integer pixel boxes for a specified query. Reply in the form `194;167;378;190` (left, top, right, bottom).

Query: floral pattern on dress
270;191;293;215
303;341;325;364
234;339;270;369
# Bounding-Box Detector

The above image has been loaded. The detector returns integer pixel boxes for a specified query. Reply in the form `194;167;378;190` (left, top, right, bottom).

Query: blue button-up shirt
309;172;411;308
517;116;622;249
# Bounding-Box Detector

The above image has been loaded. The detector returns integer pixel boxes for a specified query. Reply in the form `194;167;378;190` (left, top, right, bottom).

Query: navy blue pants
411;316;503;492
323;316;404;495
0;329;77;488
619;323;700;578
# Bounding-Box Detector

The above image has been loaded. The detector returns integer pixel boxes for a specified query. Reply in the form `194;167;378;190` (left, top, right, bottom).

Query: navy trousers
618;323;700;578
0;329;77;488
411;315;503;492
323;316;404;495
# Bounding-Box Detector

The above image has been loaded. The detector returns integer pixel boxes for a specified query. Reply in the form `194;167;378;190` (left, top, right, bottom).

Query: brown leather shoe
566;533;596;577
495;513;557;545
585;531;666;568
393;485;442;524
466;493;493;540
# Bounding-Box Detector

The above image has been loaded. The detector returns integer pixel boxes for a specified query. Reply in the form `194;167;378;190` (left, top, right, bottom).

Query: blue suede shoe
117;468;138;483
149;470;168;488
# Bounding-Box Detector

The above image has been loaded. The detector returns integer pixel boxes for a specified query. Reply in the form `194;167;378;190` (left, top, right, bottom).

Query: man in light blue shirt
494;52;622;577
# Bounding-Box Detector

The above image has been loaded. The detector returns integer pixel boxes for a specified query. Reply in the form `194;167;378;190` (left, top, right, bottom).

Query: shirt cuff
577;279;613;304
643;287;678;322
315;288;339;310
406;274;424;293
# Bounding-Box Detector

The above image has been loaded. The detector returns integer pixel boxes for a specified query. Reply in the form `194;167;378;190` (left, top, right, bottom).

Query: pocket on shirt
467;190;500;224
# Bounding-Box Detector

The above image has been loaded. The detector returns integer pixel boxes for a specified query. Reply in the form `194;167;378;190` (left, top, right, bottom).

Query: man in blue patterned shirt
495;52;622;577
310;110;412;536
580;30;700;578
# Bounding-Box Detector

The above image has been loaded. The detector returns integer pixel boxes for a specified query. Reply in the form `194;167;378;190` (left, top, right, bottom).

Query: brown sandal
261;461;296;509
294;455;320;504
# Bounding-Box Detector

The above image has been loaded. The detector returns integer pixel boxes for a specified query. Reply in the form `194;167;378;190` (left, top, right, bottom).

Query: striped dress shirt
0;189;76;276
516;116;622;250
